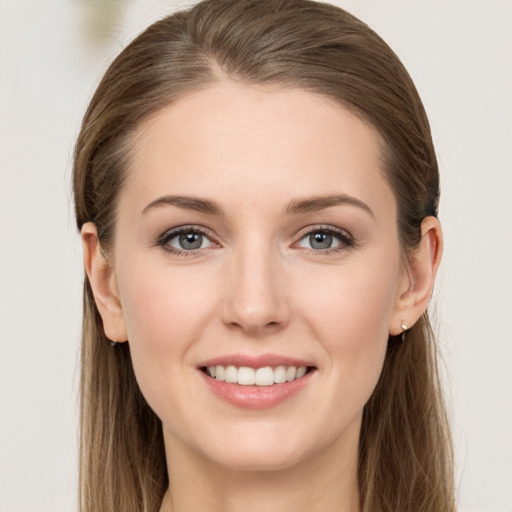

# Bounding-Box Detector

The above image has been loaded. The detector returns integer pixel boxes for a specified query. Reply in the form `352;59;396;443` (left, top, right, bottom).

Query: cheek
119;259;214;348
301;260;399;347
115;260;218;410
297;259;400;410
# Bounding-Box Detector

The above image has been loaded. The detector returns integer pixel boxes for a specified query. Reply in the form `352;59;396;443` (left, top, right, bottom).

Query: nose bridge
223;233;288;334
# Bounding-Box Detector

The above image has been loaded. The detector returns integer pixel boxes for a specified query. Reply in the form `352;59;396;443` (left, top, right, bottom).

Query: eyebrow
141;193;374;218
142;195;223;216
284;194;375;218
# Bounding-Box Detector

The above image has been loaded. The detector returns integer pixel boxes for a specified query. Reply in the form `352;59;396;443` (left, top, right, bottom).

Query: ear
389;216;443;335
81;222;128;343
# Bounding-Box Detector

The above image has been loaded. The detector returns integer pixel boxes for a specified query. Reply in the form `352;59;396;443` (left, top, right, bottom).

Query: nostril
226;317;287;335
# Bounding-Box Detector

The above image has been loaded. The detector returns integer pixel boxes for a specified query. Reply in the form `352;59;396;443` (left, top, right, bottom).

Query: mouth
201;365;316;386
198;354;317;408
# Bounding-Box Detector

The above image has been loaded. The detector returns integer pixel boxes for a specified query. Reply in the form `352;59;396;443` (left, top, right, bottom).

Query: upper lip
198;353;315;369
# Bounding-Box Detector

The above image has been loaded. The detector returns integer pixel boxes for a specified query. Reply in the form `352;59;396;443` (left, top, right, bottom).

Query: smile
199;354;317;408
204;365;311;386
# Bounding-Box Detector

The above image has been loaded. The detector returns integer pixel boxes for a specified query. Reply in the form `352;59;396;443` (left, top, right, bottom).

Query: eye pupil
310;232;333;250
179;232;203;250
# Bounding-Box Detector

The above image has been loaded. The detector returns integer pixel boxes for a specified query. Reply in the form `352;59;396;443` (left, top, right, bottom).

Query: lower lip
200;370;314;409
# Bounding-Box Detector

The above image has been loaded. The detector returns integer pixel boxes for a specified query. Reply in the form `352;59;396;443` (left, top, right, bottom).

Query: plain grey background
1;1;511;510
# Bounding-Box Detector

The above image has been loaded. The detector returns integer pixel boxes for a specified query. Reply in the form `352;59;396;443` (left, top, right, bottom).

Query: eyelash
156;225;217;257
155;225;355;257
294;225;355;255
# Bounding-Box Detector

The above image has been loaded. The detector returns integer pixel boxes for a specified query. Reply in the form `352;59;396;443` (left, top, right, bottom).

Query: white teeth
206;365;310;386
225;365;238;383
274;365;287;384
215;365;225;381
237;367;255;385
296;366;307;378
255;367;275;386
286;366;297;381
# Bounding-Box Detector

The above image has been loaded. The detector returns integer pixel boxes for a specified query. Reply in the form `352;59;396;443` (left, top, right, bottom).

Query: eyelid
292;224;355;252
156;224;220;255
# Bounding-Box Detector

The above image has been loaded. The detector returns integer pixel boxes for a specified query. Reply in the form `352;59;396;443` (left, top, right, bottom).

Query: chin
195;427;319;473
210;447;308;473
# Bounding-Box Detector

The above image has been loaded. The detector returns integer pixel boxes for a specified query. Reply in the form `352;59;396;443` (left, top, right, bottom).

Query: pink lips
200;353;313;369
198;353;316;410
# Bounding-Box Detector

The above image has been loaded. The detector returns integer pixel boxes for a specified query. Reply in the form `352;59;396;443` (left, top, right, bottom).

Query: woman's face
110;82;410;470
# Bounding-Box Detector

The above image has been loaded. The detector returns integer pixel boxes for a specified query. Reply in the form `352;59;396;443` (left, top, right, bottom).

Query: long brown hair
73;1;455;510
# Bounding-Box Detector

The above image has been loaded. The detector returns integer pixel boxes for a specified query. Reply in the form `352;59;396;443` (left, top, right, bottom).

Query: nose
221;244;290;336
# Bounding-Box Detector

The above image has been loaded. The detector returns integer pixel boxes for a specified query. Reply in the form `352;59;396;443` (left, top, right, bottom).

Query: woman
73;0;455;510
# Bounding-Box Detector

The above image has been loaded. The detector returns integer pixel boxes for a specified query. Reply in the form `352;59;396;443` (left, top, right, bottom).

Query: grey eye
309;232;333;250
166;230;213;251
179;232;203;250
296;228;350;252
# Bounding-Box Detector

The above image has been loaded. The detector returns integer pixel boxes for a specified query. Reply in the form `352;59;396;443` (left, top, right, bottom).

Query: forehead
122;82;394;219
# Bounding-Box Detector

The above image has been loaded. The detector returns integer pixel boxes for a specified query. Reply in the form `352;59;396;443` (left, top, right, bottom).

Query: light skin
82;82;442;512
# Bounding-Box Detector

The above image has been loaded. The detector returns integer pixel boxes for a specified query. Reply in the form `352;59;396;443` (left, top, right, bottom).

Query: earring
400;321;408;342
110;340;119;348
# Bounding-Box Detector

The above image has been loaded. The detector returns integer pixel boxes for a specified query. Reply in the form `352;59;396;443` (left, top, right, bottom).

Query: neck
159;422;361;512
